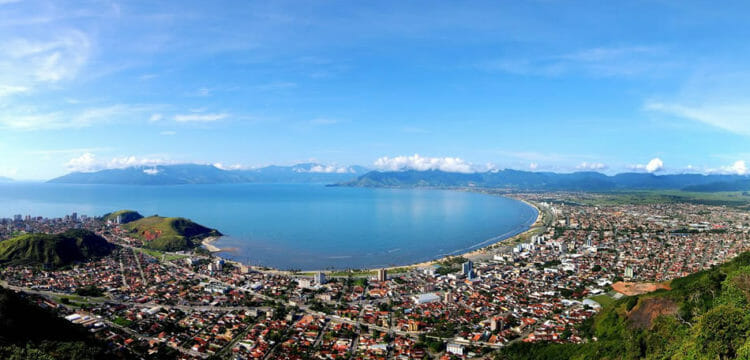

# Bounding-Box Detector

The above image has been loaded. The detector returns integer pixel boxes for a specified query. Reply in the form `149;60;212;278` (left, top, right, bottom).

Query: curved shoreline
371;196;541;273
208;193;543;276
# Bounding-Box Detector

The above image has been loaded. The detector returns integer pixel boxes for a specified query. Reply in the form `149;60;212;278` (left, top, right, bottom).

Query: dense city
1;192;749;360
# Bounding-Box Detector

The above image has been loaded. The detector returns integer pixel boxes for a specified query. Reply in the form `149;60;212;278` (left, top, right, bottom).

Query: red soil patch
628;297;678;329
612;281;671;296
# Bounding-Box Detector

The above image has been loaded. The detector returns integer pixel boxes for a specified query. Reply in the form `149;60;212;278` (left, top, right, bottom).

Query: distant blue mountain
48;164;750;190
339;169;750;191
238;163;370;183
0;177;13;183
48;163;368;185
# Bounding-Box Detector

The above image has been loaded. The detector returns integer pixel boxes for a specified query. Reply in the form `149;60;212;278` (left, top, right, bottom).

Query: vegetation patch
123;215;221;252
497;251;750;360
0;229;115;269
102;210;143;224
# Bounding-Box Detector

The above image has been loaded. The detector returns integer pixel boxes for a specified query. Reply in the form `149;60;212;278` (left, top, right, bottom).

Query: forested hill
122;215;221;251
496;251;750;359
0;229;115;269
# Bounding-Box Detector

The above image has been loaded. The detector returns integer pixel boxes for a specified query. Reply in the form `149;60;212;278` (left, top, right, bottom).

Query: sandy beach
377;197;544;272
202;236;222;252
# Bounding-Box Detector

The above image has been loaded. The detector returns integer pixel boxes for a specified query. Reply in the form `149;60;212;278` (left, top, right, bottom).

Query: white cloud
174;113;228;122
480;45;670;78
529;162;539;170
142;168;160;175
106;155;169;169
630;158;664;173
149;113;163;122
213;162;244;170
195;87;211;96
0;104;153;131
0;30;91;90
160;130;176;136
374;154;475;173
65;152;98;172
646;158;664;173
560;46;660;63
0;85;28;97
721;160;748;175
645;101;750;136
295;164;353;174
65;153;172;172
576;161;607;171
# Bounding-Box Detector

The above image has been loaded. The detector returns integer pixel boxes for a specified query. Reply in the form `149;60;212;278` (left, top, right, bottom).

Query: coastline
201;236;222;252
374;196;543;273
222;195;545;276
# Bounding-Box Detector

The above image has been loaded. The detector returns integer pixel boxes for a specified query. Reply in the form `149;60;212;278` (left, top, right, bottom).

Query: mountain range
47;164;750;191
339;169;750;192
48;163;368;185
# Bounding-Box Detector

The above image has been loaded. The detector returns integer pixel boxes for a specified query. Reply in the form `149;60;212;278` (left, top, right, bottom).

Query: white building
412;293;440;305
447;343;464;356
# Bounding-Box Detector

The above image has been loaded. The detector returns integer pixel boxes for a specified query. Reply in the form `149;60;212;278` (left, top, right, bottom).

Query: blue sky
2;0;750;179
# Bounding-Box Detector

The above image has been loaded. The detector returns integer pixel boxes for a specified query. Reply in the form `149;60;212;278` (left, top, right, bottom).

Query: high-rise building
377;268;387;282
462;260;473;278
624;266;634;279
314;272;326;285
490;317;502;331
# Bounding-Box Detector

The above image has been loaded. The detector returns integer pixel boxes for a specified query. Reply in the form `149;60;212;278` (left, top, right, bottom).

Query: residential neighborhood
1;192;749;359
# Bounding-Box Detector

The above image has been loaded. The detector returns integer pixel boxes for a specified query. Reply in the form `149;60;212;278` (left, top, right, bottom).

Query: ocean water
0;183;537;270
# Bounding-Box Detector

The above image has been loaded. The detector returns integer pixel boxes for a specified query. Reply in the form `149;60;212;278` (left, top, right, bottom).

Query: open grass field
569;190;750;208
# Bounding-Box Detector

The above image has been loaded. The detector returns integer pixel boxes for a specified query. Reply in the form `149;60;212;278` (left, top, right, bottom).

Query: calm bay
0;183;537;270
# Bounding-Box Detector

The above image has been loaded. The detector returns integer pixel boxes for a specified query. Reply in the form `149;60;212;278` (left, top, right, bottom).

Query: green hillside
123;216;221;251
497;252;750;360
102;210;143;224
0;229;115;269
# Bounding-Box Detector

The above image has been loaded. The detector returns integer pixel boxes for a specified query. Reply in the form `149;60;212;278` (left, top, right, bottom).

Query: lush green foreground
0;229;115;269
497;251;750;359
123;215;221;251
0;286;112;360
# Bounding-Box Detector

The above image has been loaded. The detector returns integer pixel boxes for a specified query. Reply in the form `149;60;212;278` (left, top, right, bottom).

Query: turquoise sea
0;183;537;270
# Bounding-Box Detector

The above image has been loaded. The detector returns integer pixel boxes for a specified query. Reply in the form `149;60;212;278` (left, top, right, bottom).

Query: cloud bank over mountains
374;154;480;173
629;158;664;173
65;153;173;173
61;151;750;178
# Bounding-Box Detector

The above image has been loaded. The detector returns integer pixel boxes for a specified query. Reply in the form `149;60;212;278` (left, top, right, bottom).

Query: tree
695;305;750;359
